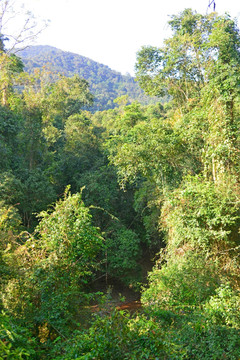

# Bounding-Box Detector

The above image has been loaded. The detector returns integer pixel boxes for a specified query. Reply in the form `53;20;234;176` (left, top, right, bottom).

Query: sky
9;0;240;75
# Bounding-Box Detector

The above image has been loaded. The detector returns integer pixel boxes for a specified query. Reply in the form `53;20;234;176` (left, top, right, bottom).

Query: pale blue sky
13;0;240;75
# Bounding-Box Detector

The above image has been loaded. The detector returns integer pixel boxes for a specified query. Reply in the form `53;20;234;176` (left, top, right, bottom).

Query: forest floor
77;254;154;324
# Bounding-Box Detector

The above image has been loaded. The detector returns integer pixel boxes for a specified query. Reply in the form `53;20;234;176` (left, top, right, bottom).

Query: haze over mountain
19;45;159;112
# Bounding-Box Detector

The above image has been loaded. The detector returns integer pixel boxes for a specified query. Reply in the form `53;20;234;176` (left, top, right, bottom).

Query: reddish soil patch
116;300;142;312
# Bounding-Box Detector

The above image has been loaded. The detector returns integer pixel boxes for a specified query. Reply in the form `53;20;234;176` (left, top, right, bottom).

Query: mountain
19;45;159;112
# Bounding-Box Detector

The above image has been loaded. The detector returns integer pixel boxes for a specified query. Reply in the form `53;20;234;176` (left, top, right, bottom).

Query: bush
0;312;37;360
168;317;240;360
50;310;168;360
142;251;220;308
161;175;240;252
1;189;104;336
106;225;141;286
204;283;240;328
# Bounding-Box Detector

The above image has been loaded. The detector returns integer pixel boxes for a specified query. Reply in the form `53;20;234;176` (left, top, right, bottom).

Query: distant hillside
19;45;159;112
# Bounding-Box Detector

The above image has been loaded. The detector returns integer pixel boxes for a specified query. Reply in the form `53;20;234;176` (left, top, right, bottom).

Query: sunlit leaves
161;175;240;251
35;188;103;268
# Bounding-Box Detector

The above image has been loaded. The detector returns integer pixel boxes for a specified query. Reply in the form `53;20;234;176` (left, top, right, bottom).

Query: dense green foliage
1;7;240;360
19;45;160;112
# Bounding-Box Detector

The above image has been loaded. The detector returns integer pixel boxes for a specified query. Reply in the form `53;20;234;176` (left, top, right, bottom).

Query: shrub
0;312;37;359
50;310;168;360
204;283;240;328
142;251;220;308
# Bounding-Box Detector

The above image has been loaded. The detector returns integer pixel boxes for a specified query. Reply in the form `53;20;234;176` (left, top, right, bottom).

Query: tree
2;188;103;336
0;0;47;106
0;69;95;228
0;52;24;106
45;75;94;120
136;10;213;101
0;0;47;53
134;10;240;313
136;9;240;182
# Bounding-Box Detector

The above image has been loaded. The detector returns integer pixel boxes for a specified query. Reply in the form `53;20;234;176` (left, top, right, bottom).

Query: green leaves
162;175;240;251
204;283;240;328
135;11;240;345
46;75;94;119
52;310;167;360
36;187;103;269
105;225;141;286
1;189;104;335
0;312;36;360
106;103;184;188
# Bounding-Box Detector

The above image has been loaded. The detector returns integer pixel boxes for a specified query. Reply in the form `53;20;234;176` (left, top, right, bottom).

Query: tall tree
136;9;240;182
108;9;240;309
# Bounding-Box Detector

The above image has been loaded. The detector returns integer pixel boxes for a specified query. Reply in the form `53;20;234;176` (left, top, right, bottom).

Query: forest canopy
0;7;240;360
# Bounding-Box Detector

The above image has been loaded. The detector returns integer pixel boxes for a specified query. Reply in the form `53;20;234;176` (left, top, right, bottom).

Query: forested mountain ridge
19;45;159;111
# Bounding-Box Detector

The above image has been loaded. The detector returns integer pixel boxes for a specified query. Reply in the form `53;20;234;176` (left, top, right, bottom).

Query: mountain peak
20;45;158;112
